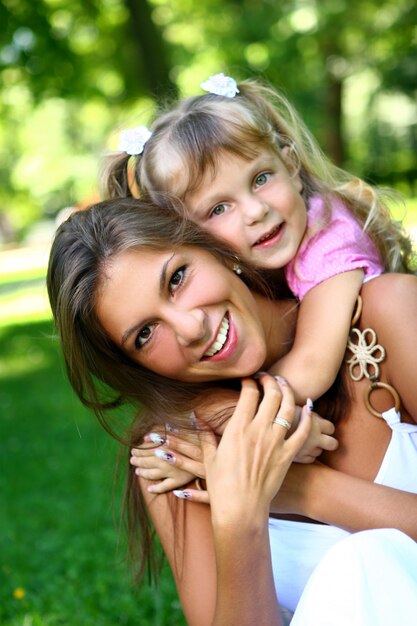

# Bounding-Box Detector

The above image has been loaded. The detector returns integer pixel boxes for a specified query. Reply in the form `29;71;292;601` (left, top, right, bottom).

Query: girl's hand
292;404;338;463
175;375;312;520
130;429;205;494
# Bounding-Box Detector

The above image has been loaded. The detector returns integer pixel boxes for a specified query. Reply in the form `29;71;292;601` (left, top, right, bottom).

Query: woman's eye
210;203;228;218
135;324;155;350
255;172;271;188
169;266;186;293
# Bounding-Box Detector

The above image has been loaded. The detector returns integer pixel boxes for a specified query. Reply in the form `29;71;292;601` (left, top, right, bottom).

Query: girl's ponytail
99;151;133;199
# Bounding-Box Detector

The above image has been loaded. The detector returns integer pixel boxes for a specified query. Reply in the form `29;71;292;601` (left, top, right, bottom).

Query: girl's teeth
255;224;281;245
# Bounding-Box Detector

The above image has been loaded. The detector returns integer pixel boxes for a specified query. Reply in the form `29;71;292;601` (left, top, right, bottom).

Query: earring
233;263;242;275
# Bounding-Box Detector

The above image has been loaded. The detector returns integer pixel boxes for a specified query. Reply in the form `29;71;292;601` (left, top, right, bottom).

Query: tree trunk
124;0;178;101
324;76;344;166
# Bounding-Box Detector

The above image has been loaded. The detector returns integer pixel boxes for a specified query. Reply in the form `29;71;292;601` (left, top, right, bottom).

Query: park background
1;1;416;625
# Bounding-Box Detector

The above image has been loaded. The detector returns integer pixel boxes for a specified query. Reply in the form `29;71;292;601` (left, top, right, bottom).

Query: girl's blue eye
210;203;228;218
255;172;271;187
135;324;154;350
169;266;186;292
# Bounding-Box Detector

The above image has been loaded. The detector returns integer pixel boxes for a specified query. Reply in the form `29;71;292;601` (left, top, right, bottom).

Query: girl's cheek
210;221;240;248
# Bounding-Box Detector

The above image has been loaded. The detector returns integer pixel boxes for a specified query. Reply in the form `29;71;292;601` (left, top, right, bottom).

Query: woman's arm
271;461;417;540
140;483;218;626
141;376;311;626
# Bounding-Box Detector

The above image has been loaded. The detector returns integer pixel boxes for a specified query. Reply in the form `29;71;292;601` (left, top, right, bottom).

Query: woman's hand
177;375;312;517
130;428;204;493
204;374;312;626
129;405;337;496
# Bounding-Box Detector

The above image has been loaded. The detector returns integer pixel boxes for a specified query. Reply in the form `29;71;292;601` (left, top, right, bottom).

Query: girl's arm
140;376;311;626
269;270;363;404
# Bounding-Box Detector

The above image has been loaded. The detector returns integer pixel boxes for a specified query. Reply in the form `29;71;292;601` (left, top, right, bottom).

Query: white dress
268;408;417;620
290;528;417;626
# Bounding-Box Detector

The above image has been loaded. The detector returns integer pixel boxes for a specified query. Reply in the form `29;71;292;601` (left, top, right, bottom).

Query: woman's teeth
204;315;229;357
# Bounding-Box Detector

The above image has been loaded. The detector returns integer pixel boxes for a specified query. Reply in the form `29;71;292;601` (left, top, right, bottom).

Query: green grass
0;289;186;623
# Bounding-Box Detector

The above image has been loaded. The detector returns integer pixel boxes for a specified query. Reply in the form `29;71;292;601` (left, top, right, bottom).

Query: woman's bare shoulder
360;273;417;421
360;273;417;326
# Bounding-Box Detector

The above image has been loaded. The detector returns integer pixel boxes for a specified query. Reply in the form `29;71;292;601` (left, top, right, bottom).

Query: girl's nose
242;196;269;225
171;308;207;346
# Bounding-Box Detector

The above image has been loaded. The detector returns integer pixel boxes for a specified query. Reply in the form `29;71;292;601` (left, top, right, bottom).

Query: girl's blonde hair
101;78;416;273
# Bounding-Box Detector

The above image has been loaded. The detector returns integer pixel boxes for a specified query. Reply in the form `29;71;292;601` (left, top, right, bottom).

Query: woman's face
95;246;270;382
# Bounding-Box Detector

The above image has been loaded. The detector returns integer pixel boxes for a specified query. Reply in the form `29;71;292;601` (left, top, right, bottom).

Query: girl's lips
253;223;285;249
201;312;237;363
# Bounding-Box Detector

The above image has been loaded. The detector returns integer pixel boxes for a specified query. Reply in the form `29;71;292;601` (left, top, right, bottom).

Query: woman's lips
201;312;237;362
253;223;285;248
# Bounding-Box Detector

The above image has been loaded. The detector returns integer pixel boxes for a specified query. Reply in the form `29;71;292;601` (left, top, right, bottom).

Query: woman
47;197;417;624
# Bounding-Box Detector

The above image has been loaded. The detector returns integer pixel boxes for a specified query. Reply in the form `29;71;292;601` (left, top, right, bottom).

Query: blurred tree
0;0;416;238
0;0;177;236
0;0;177;102
124;0;178;100
152;0;416;169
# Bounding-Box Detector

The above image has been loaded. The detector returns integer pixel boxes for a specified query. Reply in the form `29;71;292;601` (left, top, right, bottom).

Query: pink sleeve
285;196;384;300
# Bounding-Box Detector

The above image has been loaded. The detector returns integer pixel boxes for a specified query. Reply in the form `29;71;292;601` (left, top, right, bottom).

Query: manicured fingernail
155;449;175;463
306;398;313;414
275;375;288;385
189;411;197;427
166;422;178;434
149;433;165;445
254;371;268;379
173;490;192;499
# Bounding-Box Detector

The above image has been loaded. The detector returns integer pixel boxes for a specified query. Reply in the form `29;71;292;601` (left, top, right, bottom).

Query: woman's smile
95;246;270;382
202;312;237;361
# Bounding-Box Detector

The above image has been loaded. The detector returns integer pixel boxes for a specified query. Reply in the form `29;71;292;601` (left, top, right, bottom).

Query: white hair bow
118;125;152;156
200;73;239;98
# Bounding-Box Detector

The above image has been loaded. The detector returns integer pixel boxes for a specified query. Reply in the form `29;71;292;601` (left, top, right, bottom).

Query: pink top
285;195;384;300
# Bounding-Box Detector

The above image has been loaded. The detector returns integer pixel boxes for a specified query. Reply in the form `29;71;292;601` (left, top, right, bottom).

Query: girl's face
185;148;307;270
95;246;271;382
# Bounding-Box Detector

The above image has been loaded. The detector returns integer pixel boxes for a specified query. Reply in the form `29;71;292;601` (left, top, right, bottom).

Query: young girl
101;73;415;404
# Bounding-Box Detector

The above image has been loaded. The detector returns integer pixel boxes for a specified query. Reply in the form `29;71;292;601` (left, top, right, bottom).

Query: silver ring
273;416;291;430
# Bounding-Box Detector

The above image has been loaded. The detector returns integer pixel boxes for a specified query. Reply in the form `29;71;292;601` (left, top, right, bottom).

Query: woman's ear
281;145;303;192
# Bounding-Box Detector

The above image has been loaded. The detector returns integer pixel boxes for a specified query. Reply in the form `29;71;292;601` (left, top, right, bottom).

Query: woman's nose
171;309;207;346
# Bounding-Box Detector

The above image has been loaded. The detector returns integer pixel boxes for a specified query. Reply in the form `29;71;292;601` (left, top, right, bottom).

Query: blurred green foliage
1;0;416;238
